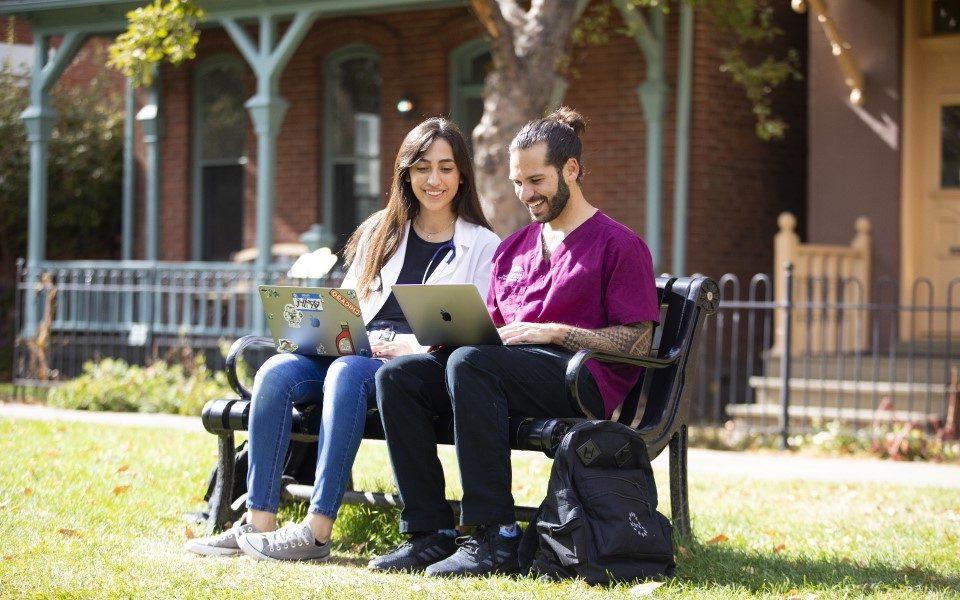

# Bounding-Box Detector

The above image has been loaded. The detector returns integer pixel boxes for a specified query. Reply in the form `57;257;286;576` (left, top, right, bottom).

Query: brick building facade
7;2;807;280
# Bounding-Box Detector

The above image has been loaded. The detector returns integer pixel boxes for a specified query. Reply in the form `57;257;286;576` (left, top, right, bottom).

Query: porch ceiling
0;0;465;32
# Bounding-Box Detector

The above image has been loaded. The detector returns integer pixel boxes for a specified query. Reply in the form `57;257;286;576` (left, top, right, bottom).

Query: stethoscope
422;240;457;284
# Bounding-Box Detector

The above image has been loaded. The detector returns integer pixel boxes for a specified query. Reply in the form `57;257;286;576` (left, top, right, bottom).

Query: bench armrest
225;335;275;400
564;347;681;419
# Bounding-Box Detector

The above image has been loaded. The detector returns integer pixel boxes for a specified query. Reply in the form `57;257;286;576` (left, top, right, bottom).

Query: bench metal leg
206;432;239;534
669;425;692;541
288;484;540;524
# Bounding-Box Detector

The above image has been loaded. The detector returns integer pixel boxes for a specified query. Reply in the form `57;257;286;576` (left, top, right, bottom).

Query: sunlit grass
0;418;958;598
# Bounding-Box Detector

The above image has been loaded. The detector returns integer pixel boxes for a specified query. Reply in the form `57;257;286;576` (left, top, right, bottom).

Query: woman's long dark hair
343;117;492;299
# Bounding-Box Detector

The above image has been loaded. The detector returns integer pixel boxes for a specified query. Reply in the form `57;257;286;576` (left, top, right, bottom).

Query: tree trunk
473;72;544;235
469;0;587;237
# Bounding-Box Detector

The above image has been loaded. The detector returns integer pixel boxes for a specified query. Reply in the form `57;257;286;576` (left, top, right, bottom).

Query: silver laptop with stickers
258;285;372;357
392;284;502;347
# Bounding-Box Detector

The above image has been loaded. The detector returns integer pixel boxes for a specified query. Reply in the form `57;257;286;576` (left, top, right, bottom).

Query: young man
369;107;660;577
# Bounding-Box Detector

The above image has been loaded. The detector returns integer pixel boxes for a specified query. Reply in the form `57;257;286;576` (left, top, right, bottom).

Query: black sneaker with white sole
424;527;521;577
367;532;457;572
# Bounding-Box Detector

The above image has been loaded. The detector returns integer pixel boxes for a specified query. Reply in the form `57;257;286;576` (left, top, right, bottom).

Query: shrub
47;357;232;415
691;419;960;463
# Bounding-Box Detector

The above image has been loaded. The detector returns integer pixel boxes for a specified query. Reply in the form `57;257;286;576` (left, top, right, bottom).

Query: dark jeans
374;344;603;533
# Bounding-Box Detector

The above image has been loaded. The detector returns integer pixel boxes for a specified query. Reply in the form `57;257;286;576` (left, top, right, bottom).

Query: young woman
186;118;500;562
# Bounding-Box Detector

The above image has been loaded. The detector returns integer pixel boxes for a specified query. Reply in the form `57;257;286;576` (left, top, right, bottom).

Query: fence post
779;262;794;450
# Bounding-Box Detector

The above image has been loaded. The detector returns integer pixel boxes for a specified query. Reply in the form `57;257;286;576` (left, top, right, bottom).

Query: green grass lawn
0;418;958;599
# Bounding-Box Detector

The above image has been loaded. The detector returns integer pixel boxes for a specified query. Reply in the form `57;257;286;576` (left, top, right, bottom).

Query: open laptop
258;285;372;357
392;284;502;347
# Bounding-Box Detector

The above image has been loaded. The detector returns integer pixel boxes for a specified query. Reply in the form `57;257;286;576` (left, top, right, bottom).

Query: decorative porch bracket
20;30;87;337
613;0;667;271
221;10;318;332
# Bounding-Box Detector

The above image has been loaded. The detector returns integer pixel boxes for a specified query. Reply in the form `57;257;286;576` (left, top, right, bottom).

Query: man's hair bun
510;106;588;181
548;106;586;138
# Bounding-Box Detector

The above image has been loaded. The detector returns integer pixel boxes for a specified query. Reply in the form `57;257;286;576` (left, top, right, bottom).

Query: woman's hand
371;338;416;359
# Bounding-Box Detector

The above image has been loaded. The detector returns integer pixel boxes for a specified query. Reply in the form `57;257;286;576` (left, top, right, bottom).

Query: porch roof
0;0;464;31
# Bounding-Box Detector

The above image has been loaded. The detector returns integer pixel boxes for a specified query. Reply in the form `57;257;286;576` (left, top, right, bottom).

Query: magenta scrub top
486;210;661;418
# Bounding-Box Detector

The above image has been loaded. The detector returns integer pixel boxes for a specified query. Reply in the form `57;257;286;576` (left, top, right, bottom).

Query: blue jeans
245;352;383;518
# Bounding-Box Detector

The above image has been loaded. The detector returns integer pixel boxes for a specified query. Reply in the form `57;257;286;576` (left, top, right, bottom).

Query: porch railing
13;259;339;384
12;260;960;438
773;212;871;355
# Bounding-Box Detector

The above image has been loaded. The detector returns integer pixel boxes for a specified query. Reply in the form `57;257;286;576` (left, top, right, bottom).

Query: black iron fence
689;265;959;440
11;260;960;437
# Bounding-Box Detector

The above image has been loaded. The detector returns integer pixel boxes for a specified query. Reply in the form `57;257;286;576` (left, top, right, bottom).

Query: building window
323;45;381;249
933;0;960;33
449;38;492;144
192;56;247;261
942;105;960;188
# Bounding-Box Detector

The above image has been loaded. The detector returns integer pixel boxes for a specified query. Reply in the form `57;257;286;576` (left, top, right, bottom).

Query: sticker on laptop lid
282;303;303;327
276;338;298;353
335;322;356;355
263;287;280;299
329;289;362;318
291;292;324;312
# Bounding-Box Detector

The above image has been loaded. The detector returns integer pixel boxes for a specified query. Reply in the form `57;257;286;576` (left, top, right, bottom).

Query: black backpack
198;438;319;523
520;420;676;585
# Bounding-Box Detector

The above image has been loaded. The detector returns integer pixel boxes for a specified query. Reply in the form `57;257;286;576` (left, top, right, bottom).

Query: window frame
321;43;382;248
190;54;248;261
448;38;490;137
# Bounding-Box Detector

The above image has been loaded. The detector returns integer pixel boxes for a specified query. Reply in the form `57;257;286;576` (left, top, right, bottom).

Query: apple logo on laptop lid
440;309;452;322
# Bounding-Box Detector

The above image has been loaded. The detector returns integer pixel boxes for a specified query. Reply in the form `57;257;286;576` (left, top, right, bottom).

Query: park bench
199;275;719;539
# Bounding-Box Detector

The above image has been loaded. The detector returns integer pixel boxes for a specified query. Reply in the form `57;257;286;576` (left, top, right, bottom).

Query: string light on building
792;0;865;105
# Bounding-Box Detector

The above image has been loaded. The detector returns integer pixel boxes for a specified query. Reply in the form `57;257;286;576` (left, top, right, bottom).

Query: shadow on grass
676;541;959;593
326;555;370;568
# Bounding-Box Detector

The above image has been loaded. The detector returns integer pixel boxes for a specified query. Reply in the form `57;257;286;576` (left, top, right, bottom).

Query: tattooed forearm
559;322;653;357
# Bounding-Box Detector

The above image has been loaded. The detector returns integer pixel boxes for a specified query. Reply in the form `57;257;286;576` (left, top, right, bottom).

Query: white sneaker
238;522;331;563
185;517;260;557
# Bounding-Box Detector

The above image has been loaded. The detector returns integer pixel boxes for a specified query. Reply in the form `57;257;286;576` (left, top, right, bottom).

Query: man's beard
531;176;570;223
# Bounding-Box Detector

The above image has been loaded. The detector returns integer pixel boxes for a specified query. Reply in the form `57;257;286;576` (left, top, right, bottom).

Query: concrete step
748;375;951;414
759;354;957;384
725;402;942;427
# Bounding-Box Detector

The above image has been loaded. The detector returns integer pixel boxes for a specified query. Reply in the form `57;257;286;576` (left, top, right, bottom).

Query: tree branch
469;0;521;76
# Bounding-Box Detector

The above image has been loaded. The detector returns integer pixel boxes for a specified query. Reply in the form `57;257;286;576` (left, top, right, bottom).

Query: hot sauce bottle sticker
329;290;362;318
335;322;356;355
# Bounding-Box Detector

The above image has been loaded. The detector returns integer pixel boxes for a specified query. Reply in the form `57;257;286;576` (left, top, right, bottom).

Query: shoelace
389;533;432;555
213;519;247;543
269;525;311;549
455;528;492;561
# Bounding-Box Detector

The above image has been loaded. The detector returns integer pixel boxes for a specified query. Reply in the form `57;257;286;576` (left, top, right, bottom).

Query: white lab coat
341;213;501;350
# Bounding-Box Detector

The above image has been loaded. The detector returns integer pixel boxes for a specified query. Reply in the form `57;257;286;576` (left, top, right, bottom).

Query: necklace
415;216;456;239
